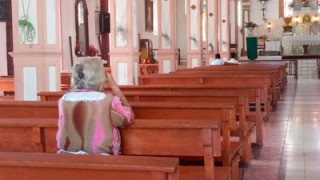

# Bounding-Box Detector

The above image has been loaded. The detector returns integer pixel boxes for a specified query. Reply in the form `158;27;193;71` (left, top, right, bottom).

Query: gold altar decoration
283;16;293;32
303;13;311;25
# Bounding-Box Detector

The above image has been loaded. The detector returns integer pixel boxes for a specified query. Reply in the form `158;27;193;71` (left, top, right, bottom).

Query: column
204;0;218;65
242;3;251;54
9;0;62;100
218;0;230;60
229;0;238;56
156;0;177;73
0;22;7;75
186;0;202;68
109;0;139;85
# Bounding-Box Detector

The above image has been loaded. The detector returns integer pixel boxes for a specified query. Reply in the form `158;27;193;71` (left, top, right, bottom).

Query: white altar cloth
282;35;320;46
265;41;281;52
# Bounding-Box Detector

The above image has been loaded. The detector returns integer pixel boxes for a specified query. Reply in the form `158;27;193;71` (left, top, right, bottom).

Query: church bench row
124;91;255;165
168;69;280;108
0;100;239;179
37;90;256;164
178;61;288;90
60;76;269;120
137;74;271;116
178;60;287;76
0;101;237;167
0;152;179;180
38;85;265;147
175;62;287;107
0;118;233;180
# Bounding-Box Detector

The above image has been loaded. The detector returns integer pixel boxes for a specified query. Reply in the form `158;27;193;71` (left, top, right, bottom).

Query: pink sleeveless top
56;90;132;155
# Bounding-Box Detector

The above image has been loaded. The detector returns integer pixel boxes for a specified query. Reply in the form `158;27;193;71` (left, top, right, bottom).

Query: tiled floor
243;77;320;180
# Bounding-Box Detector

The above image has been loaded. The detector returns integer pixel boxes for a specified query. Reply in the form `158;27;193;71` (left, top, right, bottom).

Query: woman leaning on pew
56;57;134;156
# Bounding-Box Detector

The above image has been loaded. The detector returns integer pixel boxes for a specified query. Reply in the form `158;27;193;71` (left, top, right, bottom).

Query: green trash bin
246;37;258;61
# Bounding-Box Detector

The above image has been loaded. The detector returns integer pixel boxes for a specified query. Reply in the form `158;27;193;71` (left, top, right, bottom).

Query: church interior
0;0;320;179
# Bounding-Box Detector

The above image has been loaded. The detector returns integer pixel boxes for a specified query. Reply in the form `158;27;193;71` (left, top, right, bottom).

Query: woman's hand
105;72;118;88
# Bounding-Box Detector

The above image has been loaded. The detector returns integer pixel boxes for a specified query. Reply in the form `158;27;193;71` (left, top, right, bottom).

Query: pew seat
0;118;232;180
0;152;179;180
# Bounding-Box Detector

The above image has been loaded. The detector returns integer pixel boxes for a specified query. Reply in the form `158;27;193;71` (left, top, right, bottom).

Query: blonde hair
71;57;106;91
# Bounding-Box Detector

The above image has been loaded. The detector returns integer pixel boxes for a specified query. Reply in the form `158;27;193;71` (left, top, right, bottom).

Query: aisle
243;77;320;180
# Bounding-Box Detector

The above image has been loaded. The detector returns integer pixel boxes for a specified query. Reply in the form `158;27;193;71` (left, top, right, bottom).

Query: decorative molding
190;36;197;47
161;33;171;46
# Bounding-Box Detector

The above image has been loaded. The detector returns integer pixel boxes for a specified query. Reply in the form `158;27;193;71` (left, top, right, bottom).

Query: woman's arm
106;72;135;121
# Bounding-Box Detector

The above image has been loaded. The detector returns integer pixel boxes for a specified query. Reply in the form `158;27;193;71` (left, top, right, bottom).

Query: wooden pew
137;74;271;116
0;76;14;95
169;70;280;108
0;101;237;165
0;152;179;180
0;101;238;175
124;91;254;165
37;86;264;149
0;118;232;180
178;61;287;90
55;82;266;118
175;62;287;101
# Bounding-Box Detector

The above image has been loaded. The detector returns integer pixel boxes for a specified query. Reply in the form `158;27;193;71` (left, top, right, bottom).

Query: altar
281;34;320;79
281;35;320;79
281;35;320;56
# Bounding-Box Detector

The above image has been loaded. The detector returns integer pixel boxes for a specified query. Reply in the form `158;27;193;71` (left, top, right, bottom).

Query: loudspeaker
0;0;7;22
100;13;110;34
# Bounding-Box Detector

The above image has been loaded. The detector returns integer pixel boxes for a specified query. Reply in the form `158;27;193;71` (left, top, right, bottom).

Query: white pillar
109;0;139;85
218;0;230;60
186;0;202;68
156;0;177;73
9;0;62;100
205;0;219;65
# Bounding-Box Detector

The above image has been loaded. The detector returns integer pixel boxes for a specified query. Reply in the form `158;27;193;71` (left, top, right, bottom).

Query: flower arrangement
244;21;258;36
88;44;98;56
244;21;258;29
302;0;309;7
75;40;83;56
